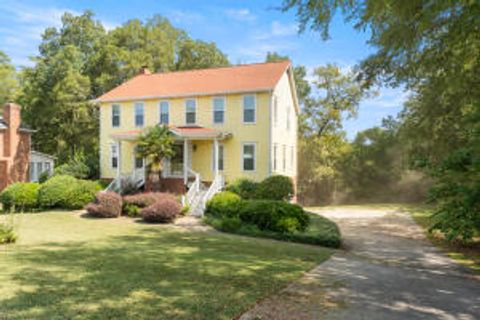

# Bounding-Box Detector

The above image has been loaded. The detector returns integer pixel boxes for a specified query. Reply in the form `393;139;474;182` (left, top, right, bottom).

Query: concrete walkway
241;207;480;320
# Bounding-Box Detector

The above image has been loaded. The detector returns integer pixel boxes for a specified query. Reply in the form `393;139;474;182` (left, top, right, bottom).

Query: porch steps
188;186;207;217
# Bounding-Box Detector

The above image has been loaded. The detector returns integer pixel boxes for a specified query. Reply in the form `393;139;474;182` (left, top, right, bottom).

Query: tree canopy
0;51;18;105
17;11;229;176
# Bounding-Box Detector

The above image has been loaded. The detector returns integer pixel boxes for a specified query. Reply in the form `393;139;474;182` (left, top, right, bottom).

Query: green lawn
0;212;332;320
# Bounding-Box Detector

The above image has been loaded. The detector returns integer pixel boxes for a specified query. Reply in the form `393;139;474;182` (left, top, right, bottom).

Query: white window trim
159;100;170;125
282;144;287;172
211;143;225;171
185;98;197;125
134;102;145;128
112;104;120;128
212;96;226;125
241;142;256;172
242;94;257;124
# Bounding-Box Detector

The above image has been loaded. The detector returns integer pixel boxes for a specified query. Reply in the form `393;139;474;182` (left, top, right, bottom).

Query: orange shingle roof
96;61;291;102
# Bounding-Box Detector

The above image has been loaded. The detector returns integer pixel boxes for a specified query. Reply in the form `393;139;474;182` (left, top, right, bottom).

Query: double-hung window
242;143;256;171
273;144;278;171
243;95;256;123
112;104;120;127
213;97;225;124
159;101;169;125
185;99;196;124
212;144;224;171
273;96;278;127
110;144;118;169
134;102;144;127
286;106;291;130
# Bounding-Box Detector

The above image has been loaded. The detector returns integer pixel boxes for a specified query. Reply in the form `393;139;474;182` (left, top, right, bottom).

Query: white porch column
183;139;188;185
214;138;219;176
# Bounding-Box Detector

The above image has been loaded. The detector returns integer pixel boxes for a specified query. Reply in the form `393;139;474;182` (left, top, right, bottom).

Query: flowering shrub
85;191;122;218
123;192;177;208
141;198;181;223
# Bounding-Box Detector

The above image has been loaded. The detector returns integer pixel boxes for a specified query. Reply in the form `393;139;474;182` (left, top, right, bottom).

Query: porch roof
110;125;231;141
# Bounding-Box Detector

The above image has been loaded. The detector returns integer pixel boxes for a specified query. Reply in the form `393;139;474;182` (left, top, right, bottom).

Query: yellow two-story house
96;61;298;202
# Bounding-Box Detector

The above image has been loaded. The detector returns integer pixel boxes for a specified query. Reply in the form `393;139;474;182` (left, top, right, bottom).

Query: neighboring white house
29;151;55;182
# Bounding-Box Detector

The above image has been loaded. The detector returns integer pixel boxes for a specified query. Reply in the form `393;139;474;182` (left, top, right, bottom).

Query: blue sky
0;0;406;139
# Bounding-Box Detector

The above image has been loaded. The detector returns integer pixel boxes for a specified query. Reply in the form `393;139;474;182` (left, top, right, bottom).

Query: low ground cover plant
0;182;40;212
86;191;123;218
0;223;16;244
38;175;101;209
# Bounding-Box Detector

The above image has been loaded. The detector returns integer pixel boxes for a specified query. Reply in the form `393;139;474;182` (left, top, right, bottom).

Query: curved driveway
241;207;480;320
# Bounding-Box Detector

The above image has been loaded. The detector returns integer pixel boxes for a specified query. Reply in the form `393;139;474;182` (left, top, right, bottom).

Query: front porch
107;125;230;215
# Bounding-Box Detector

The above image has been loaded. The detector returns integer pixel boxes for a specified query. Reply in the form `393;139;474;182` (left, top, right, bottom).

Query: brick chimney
2;103;22;157
139;65;151;75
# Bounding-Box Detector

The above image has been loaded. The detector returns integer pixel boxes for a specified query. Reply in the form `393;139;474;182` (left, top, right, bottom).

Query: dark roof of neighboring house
96;60;291;102
0;117;6;130
0;116;35;132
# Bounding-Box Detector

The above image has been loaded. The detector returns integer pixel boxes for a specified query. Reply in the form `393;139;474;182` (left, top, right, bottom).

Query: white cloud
169;10;205;24
253;21;298;40
225;8;256;22
364;87;410;109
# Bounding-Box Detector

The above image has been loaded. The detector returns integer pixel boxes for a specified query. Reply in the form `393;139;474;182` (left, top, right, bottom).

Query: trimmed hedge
257;175;294;201
239;200;309;233
0;182;40;212
85;191;123;218
205;191;242;218
38;175;101;209
141;198;181;223
226;175;295;201
225;178;259;199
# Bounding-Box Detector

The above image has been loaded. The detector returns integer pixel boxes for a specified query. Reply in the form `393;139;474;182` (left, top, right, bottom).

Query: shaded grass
204;213;341;248
406;205;480;273
0;212;331;320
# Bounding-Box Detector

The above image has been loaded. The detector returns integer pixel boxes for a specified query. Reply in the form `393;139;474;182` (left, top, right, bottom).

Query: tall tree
282;0;480;240
0;51;18;105
298;64;367;204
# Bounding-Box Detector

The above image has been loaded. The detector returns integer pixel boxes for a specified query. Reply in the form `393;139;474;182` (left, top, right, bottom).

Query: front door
133;147;145;181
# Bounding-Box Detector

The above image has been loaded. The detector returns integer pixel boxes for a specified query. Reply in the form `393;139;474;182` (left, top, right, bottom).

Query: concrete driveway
241;207;480;320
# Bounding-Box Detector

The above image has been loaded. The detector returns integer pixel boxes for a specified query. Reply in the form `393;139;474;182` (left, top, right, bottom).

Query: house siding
99;92;272;183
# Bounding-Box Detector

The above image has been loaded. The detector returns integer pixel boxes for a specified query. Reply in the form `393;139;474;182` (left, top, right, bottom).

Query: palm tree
136;125;175;191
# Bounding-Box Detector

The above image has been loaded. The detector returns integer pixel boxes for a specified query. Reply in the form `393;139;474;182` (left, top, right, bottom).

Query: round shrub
205;191;242;218
141;198;181;223
123;192;176;208
85;191;122;218
225;178;259;199
257;175;294;201
238;200;309;233
0;182;40;212
38;175;102;209
123;203;141;217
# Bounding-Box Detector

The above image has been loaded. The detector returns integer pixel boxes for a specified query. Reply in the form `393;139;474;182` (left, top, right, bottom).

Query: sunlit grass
0;211;331;320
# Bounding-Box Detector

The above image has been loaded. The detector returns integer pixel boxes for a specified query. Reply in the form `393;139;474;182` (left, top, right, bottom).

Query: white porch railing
198;174;224;214
183;168;200;207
